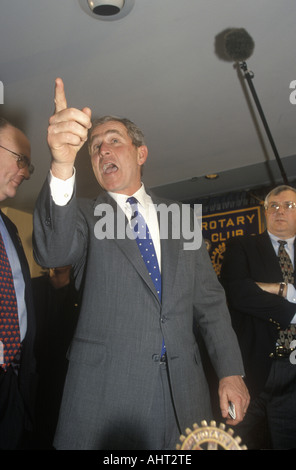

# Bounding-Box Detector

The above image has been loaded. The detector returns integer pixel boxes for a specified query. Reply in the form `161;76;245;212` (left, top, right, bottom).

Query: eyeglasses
0;144;34;175
265;201;296;213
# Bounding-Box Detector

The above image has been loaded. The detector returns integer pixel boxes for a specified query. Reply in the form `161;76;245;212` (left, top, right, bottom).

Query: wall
1;206;43;278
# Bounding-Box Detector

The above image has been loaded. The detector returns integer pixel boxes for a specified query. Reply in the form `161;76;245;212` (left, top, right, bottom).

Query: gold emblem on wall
210;242;226;276
202;206;262;276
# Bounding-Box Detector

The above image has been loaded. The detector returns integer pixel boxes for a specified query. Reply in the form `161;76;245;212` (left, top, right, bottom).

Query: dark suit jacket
32;274;80;448
0;210;36;430
33;180;245;450
220;230;296;398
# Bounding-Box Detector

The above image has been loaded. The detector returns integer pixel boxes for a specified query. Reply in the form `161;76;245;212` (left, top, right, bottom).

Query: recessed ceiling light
205;174;219;180
79;0;135;21
88;1;124;16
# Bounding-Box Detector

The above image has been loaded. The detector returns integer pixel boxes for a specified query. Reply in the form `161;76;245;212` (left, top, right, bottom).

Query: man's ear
137;145;148;166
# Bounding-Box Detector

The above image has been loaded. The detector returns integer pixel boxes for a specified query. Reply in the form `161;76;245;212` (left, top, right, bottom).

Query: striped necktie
0;230;20;370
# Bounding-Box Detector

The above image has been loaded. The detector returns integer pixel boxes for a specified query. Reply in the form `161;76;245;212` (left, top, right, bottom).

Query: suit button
152;354;160;362
45;217;51;226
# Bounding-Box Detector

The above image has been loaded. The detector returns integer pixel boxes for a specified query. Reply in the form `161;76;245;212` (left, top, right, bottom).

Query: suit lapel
93;192;161;303
158;211;180;309
0;210;35;342
257;231;286;279
0;210;30;284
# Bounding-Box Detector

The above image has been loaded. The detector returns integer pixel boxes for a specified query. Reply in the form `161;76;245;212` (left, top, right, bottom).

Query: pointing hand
48;78;92;179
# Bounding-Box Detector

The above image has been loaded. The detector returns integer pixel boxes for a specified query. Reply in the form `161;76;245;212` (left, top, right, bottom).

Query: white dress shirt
49;170;161;268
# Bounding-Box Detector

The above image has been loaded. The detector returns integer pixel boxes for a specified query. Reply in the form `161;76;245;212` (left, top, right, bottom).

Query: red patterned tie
0;230;20;371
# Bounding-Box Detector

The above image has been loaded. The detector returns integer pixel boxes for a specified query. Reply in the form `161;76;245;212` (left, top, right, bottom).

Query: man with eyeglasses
221;184;296;449
0;117;36;449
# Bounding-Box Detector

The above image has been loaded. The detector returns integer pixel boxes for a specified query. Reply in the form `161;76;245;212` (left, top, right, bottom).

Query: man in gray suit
33;78;249;450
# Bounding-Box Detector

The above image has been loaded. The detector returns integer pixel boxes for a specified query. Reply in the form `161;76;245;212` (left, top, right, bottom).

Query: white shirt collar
268;230;295;244
108;183;152;213
268;230;295;254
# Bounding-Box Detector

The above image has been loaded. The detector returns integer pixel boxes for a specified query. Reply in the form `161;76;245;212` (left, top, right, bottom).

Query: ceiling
1;0;296;213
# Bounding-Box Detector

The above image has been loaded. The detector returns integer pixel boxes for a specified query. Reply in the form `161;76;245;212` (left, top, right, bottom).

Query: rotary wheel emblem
176;420;247;450
210;243;226;276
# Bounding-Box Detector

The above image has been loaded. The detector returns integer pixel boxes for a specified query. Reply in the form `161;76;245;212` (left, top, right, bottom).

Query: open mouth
102;162;118;175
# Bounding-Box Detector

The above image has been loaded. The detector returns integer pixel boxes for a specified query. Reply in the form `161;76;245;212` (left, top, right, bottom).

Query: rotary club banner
202;206;263;276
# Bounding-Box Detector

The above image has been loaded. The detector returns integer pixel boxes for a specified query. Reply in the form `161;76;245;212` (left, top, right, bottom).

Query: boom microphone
224;28;255;62
223;28;289;184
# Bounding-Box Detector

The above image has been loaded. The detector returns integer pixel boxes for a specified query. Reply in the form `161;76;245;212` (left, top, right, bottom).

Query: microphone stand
239;61;289;185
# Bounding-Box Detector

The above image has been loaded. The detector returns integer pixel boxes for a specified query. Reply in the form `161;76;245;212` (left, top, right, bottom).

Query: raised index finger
54;77;68;114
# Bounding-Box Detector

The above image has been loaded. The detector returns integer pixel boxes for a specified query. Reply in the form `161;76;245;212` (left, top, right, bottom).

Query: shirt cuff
286;284;296;323
49;168;75;206
287;283;296;304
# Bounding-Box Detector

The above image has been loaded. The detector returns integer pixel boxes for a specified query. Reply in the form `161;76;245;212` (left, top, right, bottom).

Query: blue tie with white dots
127;197;161;300
127;197;166;359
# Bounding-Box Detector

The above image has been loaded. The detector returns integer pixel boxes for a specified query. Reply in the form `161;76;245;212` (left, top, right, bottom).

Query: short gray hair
264;185;296;208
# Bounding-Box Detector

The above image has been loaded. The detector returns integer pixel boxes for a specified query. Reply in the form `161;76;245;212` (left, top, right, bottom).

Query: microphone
223;28;288;184
224;28;255;62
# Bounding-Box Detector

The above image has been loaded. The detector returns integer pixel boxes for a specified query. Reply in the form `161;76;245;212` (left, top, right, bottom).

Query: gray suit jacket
33;179;244;449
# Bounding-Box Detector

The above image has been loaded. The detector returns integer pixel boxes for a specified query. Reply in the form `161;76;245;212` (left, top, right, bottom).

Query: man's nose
277;203;286;213
99;142;111;157
19;166;31;180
